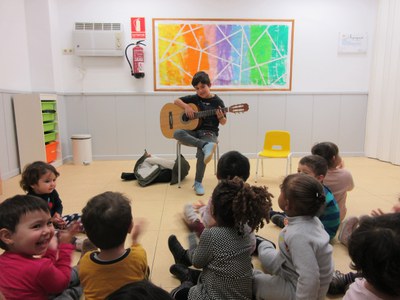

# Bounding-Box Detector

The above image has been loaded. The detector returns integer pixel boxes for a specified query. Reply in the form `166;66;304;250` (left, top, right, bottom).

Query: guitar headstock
228;103;249;114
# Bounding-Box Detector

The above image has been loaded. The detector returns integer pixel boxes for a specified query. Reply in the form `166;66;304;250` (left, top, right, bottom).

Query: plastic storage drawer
44;131;57;143
41;101;56;111
42;113;56;122
45;141;58;163
43;122;57;132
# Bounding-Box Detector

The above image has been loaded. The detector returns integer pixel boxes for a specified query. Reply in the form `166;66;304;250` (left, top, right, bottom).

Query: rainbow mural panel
153;19;294;91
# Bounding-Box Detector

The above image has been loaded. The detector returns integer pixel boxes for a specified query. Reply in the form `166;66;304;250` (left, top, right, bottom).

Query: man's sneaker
328;270;354;295
193;181;204;196
202;142;216;164
168;235;192;266
338;216;359;247
271;214;286;228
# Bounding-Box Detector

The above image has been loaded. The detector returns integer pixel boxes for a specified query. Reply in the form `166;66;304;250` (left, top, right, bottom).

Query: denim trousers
173;129;217;183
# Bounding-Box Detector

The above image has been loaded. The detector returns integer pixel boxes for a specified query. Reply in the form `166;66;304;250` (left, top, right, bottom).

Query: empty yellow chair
255;130;292;182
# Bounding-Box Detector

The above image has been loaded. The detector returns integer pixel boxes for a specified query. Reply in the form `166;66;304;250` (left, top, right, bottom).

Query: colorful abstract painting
153;19;294;91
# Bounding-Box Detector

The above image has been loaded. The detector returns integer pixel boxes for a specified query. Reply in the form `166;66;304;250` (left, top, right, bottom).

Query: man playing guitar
172;71;226;196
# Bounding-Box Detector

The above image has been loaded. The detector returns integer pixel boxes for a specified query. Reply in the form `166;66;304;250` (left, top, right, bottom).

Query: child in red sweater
0;194;81;299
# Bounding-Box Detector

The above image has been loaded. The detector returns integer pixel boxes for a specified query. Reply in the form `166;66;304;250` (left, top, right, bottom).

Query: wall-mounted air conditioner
73;22;124;56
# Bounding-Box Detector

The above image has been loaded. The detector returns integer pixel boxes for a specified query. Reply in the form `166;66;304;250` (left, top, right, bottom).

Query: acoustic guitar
160;103;249;139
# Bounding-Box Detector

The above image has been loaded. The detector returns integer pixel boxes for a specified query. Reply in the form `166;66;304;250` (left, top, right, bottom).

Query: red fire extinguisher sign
131;17;146;39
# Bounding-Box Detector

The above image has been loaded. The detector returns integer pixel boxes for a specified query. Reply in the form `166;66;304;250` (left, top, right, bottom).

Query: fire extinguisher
125;40;145;78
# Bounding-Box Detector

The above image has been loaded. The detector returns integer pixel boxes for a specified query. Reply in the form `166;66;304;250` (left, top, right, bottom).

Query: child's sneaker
338;216;359;247
168;235;192;266
73;236;85;251
169;264;201;284
328;270;354;295
253;235;276;255
170;281;194;298
184;204;199;224
193;181;204;196
271;214;286;228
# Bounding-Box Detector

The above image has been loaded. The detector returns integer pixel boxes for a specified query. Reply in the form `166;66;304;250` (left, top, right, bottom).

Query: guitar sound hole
182;115;189;122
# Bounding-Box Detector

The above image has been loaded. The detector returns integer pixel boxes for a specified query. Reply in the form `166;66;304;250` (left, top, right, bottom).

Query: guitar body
160;102;249;139
160;103;200;139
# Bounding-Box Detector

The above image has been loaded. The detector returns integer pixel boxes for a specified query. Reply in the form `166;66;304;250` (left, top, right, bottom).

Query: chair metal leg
255;156;260;182
177;142;181;188
261;158;264;177
213;143;219;175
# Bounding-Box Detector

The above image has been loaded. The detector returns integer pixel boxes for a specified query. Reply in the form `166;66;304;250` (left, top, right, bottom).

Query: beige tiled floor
1;156;399;299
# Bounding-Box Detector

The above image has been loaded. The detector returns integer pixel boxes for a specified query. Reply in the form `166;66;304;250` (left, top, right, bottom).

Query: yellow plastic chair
255;130;292;182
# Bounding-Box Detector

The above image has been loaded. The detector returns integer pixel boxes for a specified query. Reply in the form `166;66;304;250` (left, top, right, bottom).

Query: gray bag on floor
128;150;190;187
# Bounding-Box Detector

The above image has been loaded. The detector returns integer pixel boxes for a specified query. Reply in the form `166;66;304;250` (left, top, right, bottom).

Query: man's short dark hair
191;71;211;87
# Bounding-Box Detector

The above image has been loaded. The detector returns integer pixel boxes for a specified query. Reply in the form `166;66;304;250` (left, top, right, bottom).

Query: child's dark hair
20;161;60;193
348;213;400;297
0;194;50;250
217;150;250;181
191;71;211;87
281;173;326;216
212;177;273;235
298;155;328;177
311;142;339;169
81;191;132;250
105;280;173;300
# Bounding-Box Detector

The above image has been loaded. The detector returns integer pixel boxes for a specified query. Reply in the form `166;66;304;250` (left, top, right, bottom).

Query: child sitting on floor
170;177;273;300
254;173;334;300
182;150;258;248
106;280;173;300
20;161;82;230
0;195;82;299
270;155;340;241
343;213;400;299
328;199;400;295
79;191;150;299
311;142;354;222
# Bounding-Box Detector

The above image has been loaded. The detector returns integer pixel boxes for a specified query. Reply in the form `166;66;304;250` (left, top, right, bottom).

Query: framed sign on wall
153;18;294;91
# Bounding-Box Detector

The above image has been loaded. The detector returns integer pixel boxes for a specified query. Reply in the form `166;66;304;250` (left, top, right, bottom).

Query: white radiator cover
73;22;124;56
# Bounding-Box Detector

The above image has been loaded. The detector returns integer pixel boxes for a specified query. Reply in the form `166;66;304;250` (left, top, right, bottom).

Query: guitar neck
194;107;228;119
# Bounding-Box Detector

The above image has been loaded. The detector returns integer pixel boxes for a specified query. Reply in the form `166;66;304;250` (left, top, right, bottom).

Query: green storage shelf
42;112;56;122
44;131;57;143
41;101;56;111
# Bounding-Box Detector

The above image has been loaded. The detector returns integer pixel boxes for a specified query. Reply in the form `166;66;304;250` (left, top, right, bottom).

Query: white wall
50;0;376;93
0;0;31;91
0;0;376;179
